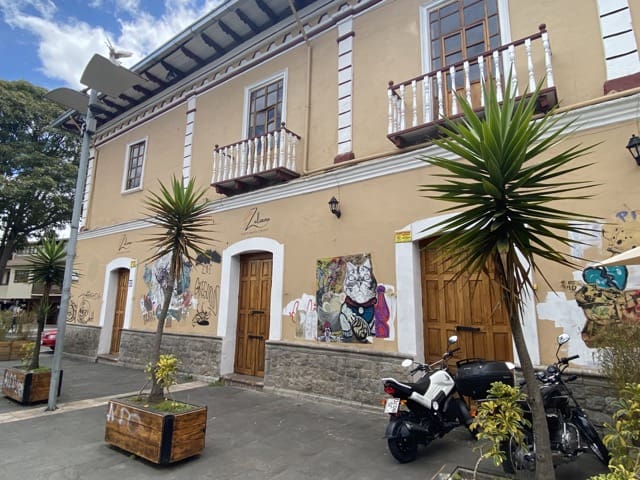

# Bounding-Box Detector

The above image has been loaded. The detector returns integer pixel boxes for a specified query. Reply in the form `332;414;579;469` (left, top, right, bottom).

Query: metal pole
47;89;96;411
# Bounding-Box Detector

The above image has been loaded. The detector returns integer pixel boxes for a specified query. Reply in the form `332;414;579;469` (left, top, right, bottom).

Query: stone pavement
0;353;609;480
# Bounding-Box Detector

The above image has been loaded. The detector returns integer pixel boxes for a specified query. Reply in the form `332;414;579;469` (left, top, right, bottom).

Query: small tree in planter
26;237;66;369
105;176;212;464
2;238;65;403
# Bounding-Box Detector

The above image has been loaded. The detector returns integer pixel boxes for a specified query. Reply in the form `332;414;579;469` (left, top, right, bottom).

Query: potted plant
104;176;212;464
2;238;65;403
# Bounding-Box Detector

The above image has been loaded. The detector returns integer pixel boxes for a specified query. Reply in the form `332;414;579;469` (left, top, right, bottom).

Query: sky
0;0;226;91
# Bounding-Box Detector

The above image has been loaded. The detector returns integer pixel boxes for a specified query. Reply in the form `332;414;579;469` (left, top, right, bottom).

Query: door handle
249;310;265;315
248;334;263;339
456;325;481;332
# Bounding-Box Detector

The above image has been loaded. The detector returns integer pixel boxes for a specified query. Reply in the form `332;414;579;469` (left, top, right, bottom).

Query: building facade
62;0;640;414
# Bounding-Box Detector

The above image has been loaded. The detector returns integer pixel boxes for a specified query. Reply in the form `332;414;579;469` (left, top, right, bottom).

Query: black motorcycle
502;333;609;473
382;335;515;463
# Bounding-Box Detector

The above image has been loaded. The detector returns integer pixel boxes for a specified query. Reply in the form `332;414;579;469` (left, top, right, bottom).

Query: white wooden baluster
411;80;418;127
436;71;444;119
278;127;286;168
493;50;503;102
399;84;406;131
211;150;218;183
478;55;486;107
251;139;256;174
289;137;297;171
267;133;274;170
449;65;458;115
508;45;518;96
463;60;471;105
525;38;536;91
240;141;248;176
223;147;231;180
542;30;554;87
423;74;432;123
387;87;394;133
258;135;265;172
233;144;240;178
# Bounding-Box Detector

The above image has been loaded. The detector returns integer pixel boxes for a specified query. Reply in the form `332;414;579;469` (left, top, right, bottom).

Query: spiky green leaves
27;237;66;288
419;79;599;299
143;176;212;282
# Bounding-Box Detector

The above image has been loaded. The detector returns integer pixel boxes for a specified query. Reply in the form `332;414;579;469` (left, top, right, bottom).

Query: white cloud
0;0;225;88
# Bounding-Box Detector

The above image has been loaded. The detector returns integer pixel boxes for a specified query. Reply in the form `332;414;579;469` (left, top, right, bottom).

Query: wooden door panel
421;240;512;363
235;253;271;377
110;269;129;355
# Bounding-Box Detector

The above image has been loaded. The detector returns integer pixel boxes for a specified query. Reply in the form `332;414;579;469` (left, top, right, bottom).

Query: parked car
41;329;56;351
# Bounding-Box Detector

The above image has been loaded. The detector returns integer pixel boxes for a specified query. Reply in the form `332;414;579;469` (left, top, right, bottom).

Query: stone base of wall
118;329;222;379
564;370;616;427
64;324;101;358
264;341;408;406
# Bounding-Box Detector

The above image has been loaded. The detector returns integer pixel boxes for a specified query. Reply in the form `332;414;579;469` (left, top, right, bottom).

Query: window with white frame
13;270;30;283
244;73;287;139
123;139;146;192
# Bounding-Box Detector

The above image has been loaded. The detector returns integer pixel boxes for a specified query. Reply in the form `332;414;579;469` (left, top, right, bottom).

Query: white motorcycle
382;335;515;463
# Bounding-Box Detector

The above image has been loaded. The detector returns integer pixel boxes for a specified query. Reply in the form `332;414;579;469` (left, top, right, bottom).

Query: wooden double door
234;253;272;377
110;268;129;355
420;240;512;364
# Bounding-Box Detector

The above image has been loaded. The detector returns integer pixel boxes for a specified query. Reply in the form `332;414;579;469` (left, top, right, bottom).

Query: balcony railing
387;25;557;148
211;123;301;196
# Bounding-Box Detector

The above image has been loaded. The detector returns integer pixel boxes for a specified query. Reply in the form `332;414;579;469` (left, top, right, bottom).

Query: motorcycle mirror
401;359;413;368
447;335;458;345
557;333;570;345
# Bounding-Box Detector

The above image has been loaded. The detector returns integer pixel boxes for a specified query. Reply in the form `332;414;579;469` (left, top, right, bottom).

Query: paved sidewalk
0;353;609;480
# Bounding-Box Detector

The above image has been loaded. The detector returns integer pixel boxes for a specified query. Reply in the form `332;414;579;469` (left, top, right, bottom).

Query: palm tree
419;80;598;479
27;237;66;370
143;176;211;403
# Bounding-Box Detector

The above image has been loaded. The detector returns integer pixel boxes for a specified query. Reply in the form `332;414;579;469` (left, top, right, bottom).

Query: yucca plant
419;79;599;479
143;176;211;403
26;237;66;370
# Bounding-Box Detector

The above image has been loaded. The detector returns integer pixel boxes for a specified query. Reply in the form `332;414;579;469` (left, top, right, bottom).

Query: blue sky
0;0;224;90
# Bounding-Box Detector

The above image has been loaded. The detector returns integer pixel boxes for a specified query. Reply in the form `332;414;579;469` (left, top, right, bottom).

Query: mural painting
284;254;396;344
575;265;640;347
139;250;221;328
67;290;101;324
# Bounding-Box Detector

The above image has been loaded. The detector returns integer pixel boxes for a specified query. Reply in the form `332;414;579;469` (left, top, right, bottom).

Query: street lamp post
46;89;96;411
45;54;140;410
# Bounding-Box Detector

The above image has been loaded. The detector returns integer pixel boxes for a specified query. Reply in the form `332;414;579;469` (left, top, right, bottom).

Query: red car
41;329;57;351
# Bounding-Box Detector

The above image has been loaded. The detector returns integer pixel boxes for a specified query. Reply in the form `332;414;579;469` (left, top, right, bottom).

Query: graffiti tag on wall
67;290;101;324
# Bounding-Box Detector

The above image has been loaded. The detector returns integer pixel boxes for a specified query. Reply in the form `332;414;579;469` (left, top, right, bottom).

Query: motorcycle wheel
387;436;418;463
501;434;535;474
573;415;610;466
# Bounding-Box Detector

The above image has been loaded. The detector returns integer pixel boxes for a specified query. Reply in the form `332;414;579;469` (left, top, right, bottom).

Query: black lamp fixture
328;196;341;218
627;134;640;166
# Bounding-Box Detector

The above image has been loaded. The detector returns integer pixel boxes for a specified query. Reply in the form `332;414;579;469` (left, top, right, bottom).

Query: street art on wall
140;250;221;328
575;265;640;347
140;253;194;326
283;254;397;344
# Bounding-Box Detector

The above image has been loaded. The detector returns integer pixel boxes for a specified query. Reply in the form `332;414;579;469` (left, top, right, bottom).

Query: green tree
26;237;66;370
0;80;79;277
419;80;598;479
143;176;211;403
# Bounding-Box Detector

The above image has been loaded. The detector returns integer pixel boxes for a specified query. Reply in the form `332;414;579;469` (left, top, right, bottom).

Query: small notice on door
394;231;412;243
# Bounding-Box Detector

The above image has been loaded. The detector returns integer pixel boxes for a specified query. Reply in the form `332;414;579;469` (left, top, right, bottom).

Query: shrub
596;324;640;395
470;382;530;470
591;383;640;480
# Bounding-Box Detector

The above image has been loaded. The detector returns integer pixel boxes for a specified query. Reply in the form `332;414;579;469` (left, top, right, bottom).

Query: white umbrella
595;246;640;267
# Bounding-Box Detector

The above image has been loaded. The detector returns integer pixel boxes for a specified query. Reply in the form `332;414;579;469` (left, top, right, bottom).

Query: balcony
211;123;301;196
387;25;558;148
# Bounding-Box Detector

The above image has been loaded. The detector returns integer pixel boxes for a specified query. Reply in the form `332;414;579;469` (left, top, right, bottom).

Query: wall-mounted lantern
626;134;640;166
328;196;341;218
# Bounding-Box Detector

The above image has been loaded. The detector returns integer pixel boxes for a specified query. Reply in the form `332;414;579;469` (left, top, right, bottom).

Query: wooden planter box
105;398;207;464
2;366;62;404
0;340;33;361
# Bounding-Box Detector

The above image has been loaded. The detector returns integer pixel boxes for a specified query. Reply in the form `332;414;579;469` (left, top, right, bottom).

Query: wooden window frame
122;138;147;193
242;70;288;140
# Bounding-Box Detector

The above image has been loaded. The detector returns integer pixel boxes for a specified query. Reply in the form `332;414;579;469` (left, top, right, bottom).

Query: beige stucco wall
75;0;640;368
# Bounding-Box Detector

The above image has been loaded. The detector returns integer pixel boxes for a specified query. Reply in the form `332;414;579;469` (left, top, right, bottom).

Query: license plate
384;398;400;414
